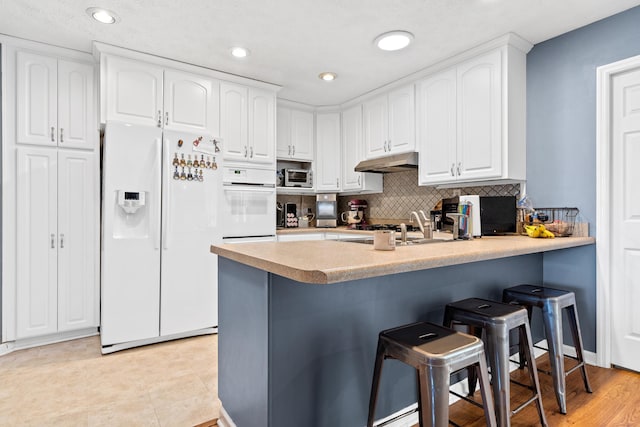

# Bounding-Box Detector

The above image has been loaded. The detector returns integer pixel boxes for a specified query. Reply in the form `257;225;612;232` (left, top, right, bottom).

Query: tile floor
0;334;220;426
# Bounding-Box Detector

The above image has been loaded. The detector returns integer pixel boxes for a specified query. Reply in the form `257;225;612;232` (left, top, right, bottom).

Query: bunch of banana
524;224;555;238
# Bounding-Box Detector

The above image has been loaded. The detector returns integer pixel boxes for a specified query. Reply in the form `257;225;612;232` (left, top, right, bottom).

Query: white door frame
596;53;640;368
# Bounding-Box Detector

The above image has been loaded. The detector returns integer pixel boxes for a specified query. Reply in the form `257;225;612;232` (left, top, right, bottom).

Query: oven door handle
222;183;275;192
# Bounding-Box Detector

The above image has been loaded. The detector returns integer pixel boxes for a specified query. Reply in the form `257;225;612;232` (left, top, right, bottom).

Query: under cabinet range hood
354;152;418;173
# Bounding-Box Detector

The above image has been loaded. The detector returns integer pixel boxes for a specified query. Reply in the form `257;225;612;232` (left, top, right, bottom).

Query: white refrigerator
101;121;222;353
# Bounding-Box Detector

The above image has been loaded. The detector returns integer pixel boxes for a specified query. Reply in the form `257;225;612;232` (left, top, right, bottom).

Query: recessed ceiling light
374;31;414;51
319;72;337;81
231;47;250;58
86;7;119;24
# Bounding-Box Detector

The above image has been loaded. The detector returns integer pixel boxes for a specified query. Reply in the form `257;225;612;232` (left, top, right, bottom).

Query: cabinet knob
457;162;461;176
358;176;361;186
336;178;339;188
51;233;56;249
157;110;162;127
250;146;254;158
292;145;296;156
60;234;65;249
244;146;248;157
165;112;169;126
59;128;64;143
288;145;291;156
450;163;455;177
51;127;55;142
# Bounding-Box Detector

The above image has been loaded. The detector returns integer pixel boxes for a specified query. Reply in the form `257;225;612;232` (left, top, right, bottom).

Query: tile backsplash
277;170;521;221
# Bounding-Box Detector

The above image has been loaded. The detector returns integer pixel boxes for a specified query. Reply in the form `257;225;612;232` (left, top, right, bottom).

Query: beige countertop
211;235;595;285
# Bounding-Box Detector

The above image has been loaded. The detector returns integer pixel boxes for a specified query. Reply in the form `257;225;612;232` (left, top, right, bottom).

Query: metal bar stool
443;298;548;427
502;284;593;414
367;322;496;427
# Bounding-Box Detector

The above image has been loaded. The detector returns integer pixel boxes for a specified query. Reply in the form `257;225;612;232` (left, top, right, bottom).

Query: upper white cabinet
417;46;526;186
16;147;98;338
102;55;219;135
221;82;276;165
315;112;342;191
277;106;314;161
363;85;415;159
17;51;96;150
341;105;383;194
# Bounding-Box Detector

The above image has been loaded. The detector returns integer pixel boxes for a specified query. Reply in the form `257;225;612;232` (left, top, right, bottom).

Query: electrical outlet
452;189;461;196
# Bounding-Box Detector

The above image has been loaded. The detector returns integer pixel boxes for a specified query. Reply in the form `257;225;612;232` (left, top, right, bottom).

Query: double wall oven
221;167;276;243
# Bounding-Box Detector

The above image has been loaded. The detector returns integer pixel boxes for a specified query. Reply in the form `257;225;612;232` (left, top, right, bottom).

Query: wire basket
518;207;579;237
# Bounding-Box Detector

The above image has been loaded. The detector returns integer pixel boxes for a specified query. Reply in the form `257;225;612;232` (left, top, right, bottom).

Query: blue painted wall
527;5;640;352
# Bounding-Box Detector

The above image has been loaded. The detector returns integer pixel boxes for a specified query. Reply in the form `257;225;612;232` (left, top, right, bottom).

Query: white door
342;105;363;191
58;60;96;150
16;51;58;147
220;82;248;162
610;65;640;372
290;109;315;161
456;50;502;181
164;70;218;135
104;55;164;127
57;150;97;331
417;68;457;185
101;122;162;346
16;147;58;338
276;106;292;158
387;85;415;154
363;95;388;158
160;131;220;336
316;113;341;191
248;88;275;164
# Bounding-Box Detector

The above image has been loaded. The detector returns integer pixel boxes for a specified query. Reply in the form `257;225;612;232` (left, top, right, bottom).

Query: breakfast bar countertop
210;235;595;284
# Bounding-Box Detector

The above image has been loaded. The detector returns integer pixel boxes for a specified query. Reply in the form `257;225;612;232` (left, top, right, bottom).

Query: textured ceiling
1;0;639;106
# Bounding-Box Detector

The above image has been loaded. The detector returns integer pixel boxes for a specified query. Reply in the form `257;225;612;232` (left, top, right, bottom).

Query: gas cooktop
350;223;420;232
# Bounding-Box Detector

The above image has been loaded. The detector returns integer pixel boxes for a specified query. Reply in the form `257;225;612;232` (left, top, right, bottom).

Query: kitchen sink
339;236;453;246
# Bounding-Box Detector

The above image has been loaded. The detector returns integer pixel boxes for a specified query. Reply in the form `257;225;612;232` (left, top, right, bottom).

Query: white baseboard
1;327;99;355
218;339;598;427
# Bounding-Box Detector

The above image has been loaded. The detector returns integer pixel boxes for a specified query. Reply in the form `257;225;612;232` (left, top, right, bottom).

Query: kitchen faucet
410;211;432;239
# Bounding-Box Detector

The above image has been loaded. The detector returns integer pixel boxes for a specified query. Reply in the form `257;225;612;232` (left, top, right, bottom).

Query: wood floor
446;358;640;426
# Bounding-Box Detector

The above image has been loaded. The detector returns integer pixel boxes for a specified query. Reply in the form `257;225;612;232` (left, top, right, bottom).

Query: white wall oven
221;167;276;241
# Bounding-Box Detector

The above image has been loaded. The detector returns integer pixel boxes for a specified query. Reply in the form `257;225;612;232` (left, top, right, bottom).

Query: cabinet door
342;105;363;191
16;51;58;147
104;56;163;127
16;147;58;338
57;151;98;332
388;85;415;154
248;88;275;164
290;110;314;161
220;82;248;162
363;95;388;158
163;70;219;135
417;69;458;185
315;113;341;191
58;60;96;150
457;50;502;181
276;106;292;158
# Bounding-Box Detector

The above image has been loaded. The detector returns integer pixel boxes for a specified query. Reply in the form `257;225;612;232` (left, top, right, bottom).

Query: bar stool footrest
449;390;486;409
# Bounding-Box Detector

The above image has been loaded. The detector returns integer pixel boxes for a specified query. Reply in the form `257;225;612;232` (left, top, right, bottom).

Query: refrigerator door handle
161;137;171;250
154;137;162;250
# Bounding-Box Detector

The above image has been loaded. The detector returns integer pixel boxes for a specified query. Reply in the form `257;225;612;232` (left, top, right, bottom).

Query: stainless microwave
283;168;313;188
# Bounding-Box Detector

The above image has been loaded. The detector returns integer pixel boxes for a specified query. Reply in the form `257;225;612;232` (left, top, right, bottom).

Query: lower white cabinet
16;147;98;338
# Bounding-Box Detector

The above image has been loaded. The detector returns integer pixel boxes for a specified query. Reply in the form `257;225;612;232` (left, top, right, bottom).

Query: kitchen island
211;236;594;427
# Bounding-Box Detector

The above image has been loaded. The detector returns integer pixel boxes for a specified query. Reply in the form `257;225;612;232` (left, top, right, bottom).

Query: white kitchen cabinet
363;85;415;159
17;51;96;150
341;105;383;194
221;82;275;166
417;47;526;186
277;233;324;242
315;112;342;191
16;147;98;338
103;55;219;135
277;106;314;161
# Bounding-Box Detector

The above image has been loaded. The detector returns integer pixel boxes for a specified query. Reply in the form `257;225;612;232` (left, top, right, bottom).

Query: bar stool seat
503;284;592;414
367;322;496;427
444;298;548;427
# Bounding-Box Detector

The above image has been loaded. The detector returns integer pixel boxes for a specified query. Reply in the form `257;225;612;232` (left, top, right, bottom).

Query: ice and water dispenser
113;190;150;239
